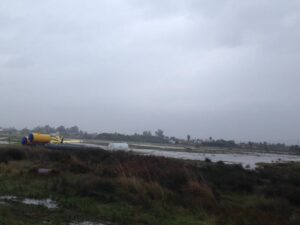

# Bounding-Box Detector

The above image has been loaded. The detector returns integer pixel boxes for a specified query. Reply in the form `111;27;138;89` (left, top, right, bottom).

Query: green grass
0;146;299;225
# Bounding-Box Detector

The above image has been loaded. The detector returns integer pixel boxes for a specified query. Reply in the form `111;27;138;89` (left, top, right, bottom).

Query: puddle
22;198;58;209
0;195;19;206
0;196;58;209
70;222;107;225
0;196;17;201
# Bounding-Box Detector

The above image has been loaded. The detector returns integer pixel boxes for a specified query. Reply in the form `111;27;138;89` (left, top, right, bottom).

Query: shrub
46;150;70;162
0;148;26;162
201;164;256;193
181;181;217;210
205;158;212;163
69;158;90;173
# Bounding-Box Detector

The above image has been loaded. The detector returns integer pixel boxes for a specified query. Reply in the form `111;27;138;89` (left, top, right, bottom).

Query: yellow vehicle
21;132;83;146
21;133;64;145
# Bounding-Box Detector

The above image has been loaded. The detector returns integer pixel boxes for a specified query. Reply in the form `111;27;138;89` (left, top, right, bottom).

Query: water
132;149;300;169
0;196;58;209
0;196;17;205
80;142;300;168
22;198;58;209
70;222;107;225
0;196;17;201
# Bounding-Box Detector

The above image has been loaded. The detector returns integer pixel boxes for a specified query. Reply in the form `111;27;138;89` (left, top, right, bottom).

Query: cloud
0;0;299;143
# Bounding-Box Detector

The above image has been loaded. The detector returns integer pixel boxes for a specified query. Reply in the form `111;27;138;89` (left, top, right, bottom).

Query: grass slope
0;145;299;225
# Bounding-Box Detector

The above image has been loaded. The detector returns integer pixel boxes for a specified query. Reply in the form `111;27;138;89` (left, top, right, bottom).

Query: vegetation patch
0;146;299;225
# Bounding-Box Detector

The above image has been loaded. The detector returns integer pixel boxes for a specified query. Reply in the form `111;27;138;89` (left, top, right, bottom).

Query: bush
205;158;212;163
201;164;256;193
181;181;217;210
69;158;91;173
0;148;26;162
47;151;70;162
262;184;300;206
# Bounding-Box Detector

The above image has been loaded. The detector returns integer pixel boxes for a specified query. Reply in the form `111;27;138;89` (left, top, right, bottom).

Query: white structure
108;142;129;151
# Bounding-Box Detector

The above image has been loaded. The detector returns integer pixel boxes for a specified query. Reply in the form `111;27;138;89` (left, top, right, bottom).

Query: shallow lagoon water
80;143;300;169
132;148;300;169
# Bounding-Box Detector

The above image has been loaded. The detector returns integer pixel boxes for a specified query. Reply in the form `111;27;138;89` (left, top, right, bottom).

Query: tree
21;128;30;134
68;126;80;135
44;125;55;134
143;131;152;136
187;134;191;142
56;126;66;134
155;129;164;138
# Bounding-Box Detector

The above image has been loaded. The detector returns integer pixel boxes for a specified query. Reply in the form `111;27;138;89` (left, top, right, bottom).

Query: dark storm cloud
0;0;299;144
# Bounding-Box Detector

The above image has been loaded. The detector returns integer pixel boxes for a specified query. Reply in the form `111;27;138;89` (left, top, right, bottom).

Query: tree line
1;125;299;151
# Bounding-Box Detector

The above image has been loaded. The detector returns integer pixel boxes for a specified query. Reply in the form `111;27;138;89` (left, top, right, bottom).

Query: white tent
108;142;129;151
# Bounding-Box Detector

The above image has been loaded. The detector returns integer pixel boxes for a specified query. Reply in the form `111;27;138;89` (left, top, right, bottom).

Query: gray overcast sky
0;0;300;144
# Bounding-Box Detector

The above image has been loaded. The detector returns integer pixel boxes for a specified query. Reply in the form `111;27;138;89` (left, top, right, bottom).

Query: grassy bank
0;145;299;225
